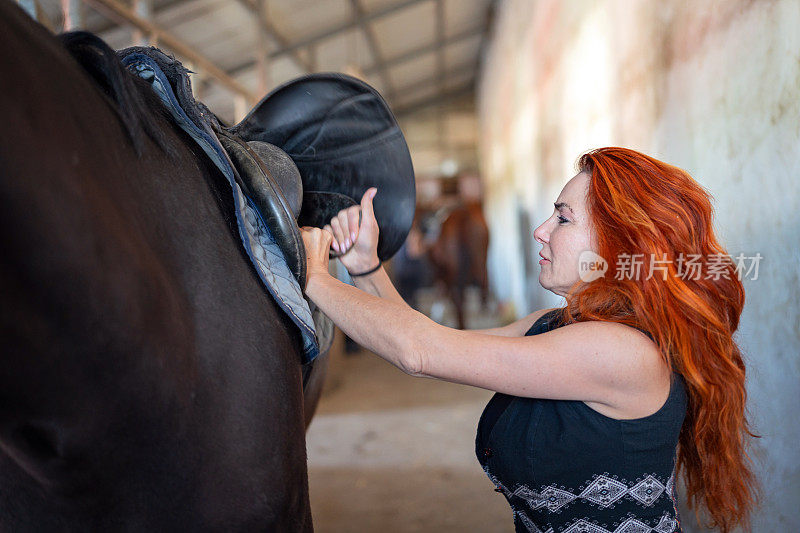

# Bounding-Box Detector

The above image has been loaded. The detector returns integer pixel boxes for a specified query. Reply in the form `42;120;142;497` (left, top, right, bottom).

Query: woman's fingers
323;224;338;253
320;189;378;257
331;209;352;250
334;205;361;250
300;226;332;254
336;209;353;248
346;205;360;243
299;226;333;284
329;217;346;252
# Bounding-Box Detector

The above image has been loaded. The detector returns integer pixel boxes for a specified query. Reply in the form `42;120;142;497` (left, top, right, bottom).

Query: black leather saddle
228;73;416;265
118;46;415;290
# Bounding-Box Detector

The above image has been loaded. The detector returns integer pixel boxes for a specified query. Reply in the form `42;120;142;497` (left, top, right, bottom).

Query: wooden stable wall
476;0;800;531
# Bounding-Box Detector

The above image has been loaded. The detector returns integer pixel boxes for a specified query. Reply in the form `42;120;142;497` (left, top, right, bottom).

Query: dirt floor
306;288;514;532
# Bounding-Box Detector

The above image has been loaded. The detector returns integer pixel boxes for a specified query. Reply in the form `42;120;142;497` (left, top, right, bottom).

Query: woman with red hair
301;147;758;532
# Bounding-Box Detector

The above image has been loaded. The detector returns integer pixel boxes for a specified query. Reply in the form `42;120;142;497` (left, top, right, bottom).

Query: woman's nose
533;224;550;244
533;219;549;245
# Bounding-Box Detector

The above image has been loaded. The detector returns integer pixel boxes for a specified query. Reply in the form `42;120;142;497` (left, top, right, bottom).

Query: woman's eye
557;215;569;224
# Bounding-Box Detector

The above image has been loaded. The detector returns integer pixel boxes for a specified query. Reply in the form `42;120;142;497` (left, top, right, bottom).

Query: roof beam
227;17;484;82
393;62;474;96
435;0;445;152
226;0;430;78
228;0;432;76
234;0;312;73
92;0;185;34
394;81;474;116
266;0;428;59
364;24;483;75
348;0;393;99
435;0;445;89
83;0;256;101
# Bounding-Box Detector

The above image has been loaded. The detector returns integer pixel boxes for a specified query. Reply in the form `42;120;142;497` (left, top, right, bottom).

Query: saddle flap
246;141;303;219
217;130;306;288
230;73;416;262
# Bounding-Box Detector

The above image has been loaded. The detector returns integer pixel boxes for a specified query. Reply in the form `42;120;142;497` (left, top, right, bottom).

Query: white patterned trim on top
483;464;681;533
489;468;676;513
512;511;678;533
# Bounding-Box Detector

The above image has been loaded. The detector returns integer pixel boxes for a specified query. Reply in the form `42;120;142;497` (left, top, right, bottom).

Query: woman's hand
324;187;380;273
300;226;334;290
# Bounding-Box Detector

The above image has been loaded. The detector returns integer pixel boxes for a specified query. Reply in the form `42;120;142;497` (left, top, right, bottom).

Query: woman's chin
538;272;550;288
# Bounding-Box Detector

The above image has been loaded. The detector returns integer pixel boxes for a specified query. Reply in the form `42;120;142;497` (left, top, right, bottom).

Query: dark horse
0;0;396;528
427;201;490;329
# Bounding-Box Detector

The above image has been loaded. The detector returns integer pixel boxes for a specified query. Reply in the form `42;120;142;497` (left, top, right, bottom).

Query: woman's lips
539;258;550;265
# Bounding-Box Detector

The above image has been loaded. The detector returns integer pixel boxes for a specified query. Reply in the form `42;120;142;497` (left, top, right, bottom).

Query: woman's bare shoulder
573;321;670;419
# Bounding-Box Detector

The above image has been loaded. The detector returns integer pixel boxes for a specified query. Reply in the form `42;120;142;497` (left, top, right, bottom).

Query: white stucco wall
477;0;800;530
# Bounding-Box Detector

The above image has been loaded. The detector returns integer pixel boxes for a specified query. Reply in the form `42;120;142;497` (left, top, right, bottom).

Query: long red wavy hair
554;147;759;532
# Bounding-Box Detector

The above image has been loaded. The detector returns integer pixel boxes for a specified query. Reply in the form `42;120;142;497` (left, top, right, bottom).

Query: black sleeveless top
476;310;687;533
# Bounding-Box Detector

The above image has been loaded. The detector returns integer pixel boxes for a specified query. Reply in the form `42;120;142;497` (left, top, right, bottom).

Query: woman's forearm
305;273;425;375
349;265;410;308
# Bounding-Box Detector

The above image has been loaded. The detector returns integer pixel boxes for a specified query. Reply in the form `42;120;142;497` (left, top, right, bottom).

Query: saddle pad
119;49;321;363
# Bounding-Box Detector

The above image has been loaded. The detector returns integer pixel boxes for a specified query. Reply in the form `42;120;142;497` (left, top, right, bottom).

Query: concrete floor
306;288;514;532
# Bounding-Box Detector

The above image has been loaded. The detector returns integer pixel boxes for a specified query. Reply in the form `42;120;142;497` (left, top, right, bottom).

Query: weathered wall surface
477;0;800;530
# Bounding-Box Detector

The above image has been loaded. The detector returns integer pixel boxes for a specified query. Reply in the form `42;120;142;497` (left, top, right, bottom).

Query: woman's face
533;171;597;297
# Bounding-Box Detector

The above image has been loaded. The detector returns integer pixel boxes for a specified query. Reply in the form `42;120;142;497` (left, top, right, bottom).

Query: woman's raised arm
301;227;662;410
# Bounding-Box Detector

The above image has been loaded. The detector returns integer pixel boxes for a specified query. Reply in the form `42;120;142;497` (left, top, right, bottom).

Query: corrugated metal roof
29;0;492;176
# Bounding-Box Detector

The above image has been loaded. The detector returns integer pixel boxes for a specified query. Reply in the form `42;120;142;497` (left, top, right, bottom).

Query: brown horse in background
427;201;490;329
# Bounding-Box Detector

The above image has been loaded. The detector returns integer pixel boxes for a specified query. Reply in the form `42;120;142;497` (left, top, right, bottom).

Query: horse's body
427;201;490;329
0;1;316;528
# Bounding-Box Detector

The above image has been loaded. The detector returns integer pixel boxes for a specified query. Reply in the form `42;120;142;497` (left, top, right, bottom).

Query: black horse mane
58;31;179;158
58;31;240;235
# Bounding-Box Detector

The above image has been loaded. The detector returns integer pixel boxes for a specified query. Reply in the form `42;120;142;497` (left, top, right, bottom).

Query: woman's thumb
361;187;377;222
